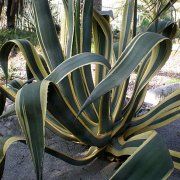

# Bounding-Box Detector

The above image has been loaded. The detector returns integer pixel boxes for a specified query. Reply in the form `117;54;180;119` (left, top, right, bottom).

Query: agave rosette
0;0;179;179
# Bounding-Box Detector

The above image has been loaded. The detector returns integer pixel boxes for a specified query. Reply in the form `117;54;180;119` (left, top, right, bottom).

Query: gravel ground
0;109;179;180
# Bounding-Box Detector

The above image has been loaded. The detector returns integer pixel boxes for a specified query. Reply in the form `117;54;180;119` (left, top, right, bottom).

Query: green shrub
0;0;179;179
0;29;38;48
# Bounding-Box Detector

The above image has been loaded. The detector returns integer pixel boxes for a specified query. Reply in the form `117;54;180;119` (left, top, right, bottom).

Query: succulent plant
0;0;179;179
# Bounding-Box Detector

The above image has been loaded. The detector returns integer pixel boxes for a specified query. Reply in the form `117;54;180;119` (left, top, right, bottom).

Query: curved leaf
46;52;111;83
169;150;180;170
110;131;174;179
0;136;25;179
0;40;48;80
32;0;64;70
125;90;180;138
79;32;171;115
15;81;47;180
0;136;103;179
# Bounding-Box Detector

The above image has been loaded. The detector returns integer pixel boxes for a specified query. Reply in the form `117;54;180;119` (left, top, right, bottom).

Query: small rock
145;83;180;106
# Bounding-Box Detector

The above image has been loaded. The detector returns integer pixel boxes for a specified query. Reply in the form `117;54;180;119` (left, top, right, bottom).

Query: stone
144;83;180;106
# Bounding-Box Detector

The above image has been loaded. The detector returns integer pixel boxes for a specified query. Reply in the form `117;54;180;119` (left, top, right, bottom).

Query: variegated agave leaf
0;0;179;179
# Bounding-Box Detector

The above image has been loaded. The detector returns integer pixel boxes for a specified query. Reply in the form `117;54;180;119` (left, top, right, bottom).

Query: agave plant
0;0;179;179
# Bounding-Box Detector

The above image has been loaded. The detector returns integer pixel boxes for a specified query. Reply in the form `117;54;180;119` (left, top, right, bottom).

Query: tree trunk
6;0;17;29
0;0;4;18
93;0;102;11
